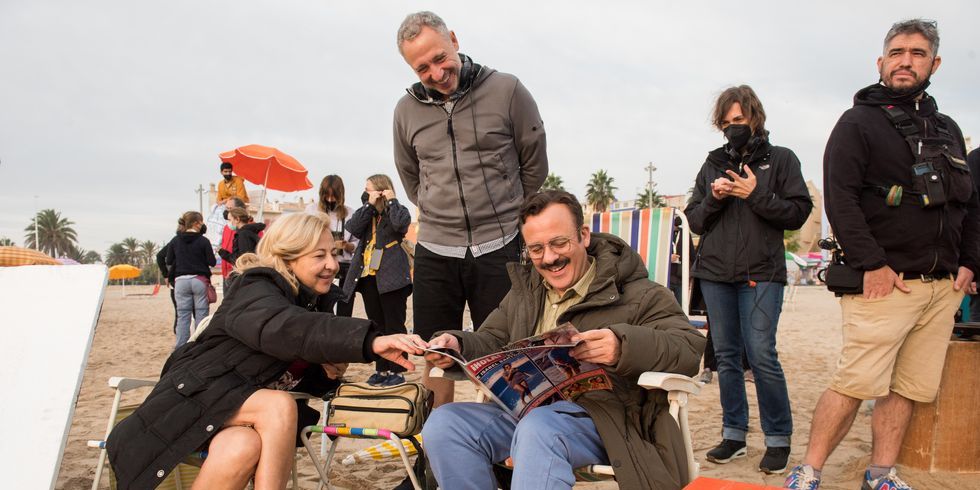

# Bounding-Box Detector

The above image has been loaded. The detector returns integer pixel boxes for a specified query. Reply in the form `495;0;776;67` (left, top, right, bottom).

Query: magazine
425;323;613;419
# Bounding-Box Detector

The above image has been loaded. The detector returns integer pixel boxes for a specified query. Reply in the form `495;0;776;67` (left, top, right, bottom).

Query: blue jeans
422;401;608;490
174;277;209;349
699;280;792;447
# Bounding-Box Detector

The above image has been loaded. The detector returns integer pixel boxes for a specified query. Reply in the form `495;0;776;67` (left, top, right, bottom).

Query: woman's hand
423;333;461;370
382;189;396;201
724;166;757;199
368;191;383;206
321;362;348;380
710;177;733;200
372;334;427;371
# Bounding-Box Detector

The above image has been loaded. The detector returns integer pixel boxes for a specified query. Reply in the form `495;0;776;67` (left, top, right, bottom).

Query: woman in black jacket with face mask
107;212;427;490
684;85;813;475
343;174;414;387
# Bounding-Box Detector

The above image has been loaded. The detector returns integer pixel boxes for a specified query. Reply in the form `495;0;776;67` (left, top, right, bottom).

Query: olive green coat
442;233;705;489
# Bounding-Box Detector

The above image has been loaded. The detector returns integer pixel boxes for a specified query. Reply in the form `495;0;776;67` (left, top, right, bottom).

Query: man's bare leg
802;389;862;470
869;391;913;467
424;362;456;408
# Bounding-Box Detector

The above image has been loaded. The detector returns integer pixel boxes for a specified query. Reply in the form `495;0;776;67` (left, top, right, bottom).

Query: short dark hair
220;162;233;171
228;197;246;209
520;190;584;229
712;85;766;135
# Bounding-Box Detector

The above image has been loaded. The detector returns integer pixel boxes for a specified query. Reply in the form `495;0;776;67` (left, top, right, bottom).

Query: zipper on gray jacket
447;115;474;245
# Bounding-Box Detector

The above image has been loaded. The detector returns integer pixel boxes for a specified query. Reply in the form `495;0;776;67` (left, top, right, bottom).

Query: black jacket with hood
685;137;813;284
106;267;379;489
219;222;266;265
823;83;980;276
165;231;215;281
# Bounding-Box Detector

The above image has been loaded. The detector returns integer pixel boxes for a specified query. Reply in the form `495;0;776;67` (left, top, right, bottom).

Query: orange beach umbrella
218;145;313;220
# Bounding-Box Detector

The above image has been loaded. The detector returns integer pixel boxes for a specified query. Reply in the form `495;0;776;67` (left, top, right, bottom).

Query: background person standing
785;19;979;490
343;174;414;387
305;175;359;317
685;85;812;475
165;211;217;349
392;11;548;405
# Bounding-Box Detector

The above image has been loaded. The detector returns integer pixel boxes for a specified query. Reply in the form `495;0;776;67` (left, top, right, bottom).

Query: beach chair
125;283;161;298
88;376;315;489
301;425;423;490
590;207;691;315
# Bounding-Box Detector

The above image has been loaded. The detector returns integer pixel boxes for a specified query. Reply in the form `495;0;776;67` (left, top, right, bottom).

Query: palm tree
0;237;15;247
139;240;159;267
636;189;667;209
585;170;617;213
121;237;142;266
65;244;102;264
104;243;129;266
541;173;566;191
23;209;78;257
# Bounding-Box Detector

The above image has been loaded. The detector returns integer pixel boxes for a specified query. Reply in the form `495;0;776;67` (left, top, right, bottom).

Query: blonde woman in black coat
107;212;427;490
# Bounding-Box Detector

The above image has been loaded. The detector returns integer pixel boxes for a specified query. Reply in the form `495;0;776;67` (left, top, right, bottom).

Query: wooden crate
898;340;980;473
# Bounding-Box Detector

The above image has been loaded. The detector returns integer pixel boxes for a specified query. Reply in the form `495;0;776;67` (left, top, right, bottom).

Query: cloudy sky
1;1;977;254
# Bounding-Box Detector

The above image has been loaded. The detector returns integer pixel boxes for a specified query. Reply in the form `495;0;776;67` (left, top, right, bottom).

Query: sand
55;284;976;489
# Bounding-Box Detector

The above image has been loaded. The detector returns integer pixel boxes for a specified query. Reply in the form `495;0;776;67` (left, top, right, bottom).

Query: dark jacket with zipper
393;54;548;247
685;138;813;284
436;234;705;489
342;199;412;299
165;231;215;281
106;267;379;489
824;83;980;276
219;222;266;265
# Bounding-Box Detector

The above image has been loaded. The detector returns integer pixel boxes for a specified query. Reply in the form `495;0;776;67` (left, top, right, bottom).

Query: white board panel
0;264;107;489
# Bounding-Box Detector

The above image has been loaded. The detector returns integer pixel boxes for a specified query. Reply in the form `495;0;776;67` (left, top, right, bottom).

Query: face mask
228;224;238;231
324;201;338;212
360;191;370;204
723;124;752;152
222;174;233;181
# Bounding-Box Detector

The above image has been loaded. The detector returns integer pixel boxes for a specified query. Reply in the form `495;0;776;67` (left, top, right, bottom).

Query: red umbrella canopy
218;145;313;192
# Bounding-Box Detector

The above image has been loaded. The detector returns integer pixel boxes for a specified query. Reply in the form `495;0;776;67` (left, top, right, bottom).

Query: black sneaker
366;372;386;386
706;439;747;464
759;446;790;474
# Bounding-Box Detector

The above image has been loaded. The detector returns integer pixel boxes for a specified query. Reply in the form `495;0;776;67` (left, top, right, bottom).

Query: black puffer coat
342;199;413;299
685;139;812;284
106;267;378;489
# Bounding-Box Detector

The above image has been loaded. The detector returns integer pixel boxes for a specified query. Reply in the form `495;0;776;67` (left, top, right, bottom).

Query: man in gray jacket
394;11;548;405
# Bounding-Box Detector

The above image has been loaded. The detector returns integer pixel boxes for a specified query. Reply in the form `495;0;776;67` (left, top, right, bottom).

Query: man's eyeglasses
524;235;576;260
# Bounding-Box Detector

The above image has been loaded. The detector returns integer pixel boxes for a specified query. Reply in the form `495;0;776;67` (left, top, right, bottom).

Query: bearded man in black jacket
785;19;980;490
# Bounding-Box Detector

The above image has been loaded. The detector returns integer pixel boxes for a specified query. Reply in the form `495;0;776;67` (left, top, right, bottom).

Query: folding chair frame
300;425;421;490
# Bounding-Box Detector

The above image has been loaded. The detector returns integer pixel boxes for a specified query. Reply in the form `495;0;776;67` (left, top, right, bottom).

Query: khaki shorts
830;277;962;402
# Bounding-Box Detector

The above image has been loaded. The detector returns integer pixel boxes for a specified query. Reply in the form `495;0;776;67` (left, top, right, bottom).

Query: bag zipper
329;405;411;414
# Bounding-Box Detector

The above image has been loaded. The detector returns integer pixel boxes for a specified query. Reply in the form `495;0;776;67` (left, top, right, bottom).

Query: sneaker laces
786;465;820;489
871;469;912;489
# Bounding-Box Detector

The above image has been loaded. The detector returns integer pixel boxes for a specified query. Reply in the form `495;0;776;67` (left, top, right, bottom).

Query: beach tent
0;264;107;489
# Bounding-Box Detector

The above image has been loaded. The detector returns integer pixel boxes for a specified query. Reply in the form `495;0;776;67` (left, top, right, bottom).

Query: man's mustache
541;257;570;269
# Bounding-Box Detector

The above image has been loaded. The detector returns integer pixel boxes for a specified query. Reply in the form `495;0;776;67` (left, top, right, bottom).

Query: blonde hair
367;174;396;195
236;212;331;293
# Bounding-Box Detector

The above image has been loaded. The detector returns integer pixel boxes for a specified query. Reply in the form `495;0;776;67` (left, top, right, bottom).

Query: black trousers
334;262;354;317
356;275;411;373
411;239;520;340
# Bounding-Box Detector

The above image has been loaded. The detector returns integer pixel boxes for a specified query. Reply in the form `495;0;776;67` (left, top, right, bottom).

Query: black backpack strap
880;105;921;158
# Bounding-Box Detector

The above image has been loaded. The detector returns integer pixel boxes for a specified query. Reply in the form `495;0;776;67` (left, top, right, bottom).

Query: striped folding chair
590;207;691;314
300;426;422;490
